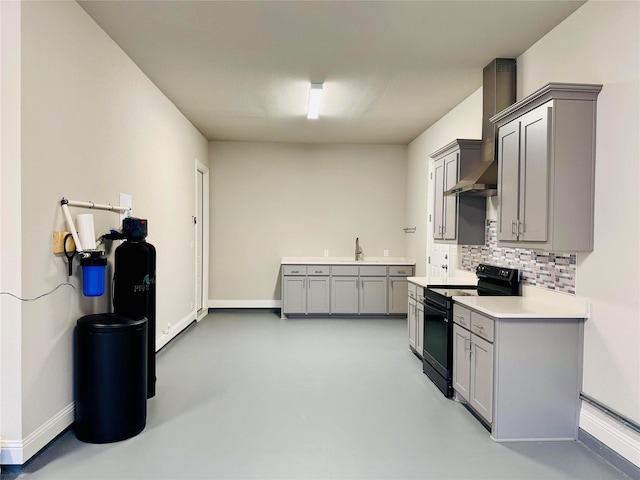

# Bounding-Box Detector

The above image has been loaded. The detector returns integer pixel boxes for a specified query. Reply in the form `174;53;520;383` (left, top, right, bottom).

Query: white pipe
60;197;132;252
64;199;131;213
61;202;84;252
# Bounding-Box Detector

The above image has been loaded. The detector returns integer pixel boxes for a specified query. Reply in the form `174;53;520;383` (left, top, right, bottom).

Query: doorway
195;161;209;321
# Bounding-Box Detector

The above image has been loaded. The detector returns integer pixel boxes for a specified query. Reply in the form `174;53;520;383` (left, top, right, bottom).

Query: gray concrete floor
4;309;631;479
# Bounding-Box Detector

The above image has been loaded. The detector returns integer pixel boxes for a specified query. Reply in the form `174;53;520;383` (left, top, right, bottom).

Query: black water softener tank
113;217;157;398
75;314;147;443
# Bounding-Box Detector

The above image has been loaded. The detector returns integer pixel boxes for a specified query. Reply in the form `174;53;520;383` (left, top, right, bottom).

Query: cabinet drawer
470;311;494;343
283;265;306;276
359;265;387;276
307;265;330;276
389;265;414;276
453;304;471;329
331;265;359;276
407;282;417;300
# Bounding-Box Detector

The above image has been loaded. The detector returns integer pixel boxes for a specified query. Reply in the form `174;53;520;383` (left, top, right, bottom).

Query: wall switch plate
53;231;74;254
383;249;389;257
119;193;132;226
324;250;329;257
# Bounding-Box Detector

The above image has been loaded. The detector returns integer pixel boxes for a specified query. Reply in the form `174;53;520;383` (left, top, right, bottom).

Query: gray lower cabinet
283;262;414;316
282;265;330;315
407;283;417;351
282;276;306;314
307;276;330;313
332;265;388;315
452;303;585;441
359;276;387;314
331;275;359;314
389;266;411;315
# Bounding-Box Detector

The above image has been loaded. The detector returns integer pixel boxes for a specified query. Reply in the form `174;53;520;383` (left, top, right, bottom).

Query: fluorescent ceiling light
307;83;323;119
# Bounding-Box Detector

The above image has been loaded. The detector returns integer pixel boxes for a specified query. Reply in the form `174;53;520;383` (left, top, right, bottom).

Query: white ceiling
78;0;585;145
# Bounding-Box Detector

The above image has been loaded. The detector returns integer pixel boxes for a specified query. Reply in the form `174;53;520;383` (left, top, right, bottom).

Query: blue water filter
81;251;107;296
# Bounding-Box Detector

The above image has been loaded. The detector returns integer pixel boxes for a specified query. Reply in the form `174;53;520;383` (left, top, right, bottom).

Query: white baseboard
1;402;74;465
156;310;196;351
580;402;640;468
208;299;281;309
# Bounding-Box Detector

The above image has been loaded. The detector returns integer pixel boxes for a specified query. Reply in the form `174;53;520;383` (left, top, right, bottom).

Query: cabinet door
453;324;471;402
470;334;494;423
331;277;358;314
408;299;417;351
389;277;408;314
360;277;388;314
307;277;330;314
519;106;550;242
433;159;445;239
497;120;520;241
282;276;306;314
443;152;458;240
416;302;424;358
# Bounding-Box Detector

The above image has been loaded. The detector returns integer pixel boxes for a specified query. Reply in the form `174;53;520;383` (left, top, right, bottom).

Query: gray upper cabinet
492;83;602;251
431;140;486;245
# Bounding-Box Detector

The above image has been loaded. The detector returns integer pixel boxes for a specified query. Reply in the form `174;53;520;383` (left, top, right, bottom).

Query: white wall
1;1;208;464
406;89;483;275
0;0;24;459
516;0;640;460
209;141;407;305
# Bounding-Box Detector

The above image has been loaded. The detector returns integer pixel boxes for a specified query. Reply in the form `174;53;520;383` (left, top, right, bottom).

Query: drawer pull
473;323;484;330
315;270;322;274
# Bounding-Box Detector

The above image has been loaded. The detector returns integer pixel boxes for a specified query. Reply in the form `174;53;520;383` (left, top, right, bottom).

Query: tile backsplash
460;220;577;294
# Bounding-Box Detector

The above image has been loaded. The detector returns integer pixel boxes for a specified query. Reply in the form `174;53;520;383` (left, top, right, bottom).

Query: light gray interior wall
209;141;407;303
0;0;24;449
515;0;639;425
8;0;208;456
406;89;482;275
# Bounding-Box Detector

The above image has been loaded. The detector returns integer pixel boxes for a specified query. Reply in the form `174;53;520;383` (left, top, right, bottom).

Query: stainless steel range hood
444;59;516;197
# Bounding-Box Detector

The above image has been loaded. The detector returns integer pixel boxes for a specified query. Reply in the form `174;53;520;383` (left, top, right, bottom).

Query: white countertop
282;256;416;266
407;273;477;288
453;292;589;319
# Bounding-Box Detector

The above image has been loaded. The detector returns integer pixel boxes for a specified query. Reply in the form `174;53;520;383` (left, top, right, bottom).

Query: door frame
195;160;210;321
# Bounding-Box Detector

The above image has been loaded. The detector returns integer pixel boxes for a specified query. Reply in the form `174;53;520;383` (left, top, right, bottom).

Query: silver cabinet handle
511;220;517;236
472;323;484;330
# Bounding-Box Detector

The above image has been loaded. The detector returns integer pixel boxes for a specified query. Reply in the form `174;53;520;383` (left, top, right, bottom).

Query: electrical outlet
324;249;329;257
383;249;389;257
53;232;74;254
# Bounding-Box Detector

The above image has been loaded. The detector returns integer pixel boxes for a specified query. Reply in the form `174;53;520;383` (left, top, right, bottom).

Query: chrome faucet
355;237;363;261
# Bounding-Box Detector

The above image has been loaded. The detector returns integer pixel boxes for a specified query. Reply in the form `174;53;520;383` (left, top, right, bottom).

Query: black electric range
421;264;521;397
